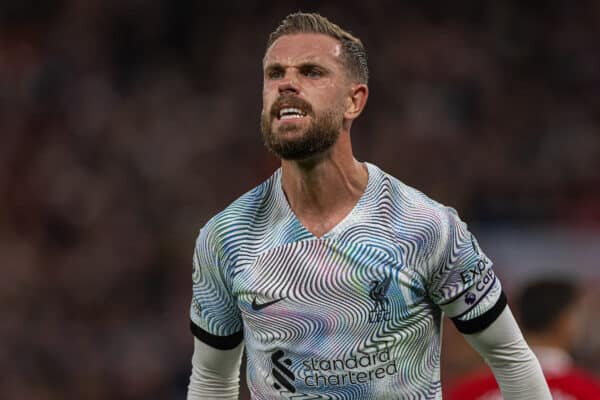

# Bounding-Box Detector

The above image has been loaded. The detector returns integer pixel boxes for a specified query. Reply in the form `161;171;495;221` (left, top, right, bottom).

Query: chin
275;126;309;141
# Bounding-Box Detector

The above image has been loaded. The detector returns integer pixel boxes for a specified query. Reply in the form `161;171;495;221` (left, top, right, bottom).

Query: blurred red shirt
446;346;600;400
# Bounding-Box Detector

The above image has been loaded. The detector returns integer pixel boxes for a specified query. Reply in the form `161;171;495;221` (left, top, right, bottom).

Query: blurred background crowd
1;1;599;399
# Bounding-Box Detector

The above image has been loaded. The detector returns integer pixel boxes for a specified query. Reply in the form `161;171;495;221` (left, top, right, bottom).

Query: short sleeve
190;227;243;349
427;207;506;334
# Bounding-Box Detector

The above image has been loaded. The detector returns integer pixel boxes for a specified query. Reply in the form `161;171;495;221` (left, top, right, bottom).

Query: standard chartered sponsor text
300;347;397;387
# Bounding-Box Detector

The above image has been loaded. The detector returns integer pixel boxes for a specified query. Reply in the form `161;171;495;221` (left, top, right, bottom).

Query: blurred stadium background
1;1;599;399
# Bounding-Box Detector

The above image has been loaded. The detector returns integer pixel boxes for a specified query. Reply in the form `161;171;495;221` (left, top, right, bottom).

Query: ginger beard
261;95;345;160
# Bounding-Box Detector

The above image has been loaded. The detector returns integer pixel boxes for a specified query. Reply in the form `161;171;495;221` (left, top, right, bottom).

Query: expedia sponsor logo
301;348;397;388
460;258;491;285
475;268;495;292
459;268;496;310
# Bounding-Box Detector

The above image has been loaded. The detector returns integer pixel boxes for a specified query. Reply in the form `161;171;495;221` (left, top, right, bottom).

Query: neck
280;133;368;235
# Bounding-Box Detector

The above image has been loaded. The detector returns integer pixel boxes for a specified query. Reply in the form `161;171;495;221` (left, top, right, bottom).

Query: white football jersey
190;163;505;399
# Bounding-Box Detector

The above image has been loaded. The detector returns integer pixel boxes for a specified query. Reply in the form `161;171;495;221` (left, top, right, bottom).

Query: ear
344;83;369;121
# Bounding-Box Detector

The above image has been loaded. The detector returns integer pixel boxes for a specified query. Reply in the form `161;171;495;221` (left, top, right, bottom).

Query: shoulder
197;170;280;255
369;163;453;236
364;163;464;273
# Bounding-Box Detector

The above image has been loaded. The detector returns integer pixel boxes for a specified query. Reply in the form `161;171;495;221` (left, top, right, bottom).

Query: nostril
278;80;299;94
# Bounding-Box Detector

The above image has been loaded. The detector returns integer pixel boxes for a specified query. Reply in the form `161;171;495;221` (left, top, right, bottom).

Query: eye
267;68;284;79
302;66;323;79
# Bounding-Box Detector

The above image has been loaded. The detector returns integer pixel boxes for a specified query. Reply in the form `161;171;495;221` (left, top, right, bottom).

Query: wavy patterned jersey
190;163;505;400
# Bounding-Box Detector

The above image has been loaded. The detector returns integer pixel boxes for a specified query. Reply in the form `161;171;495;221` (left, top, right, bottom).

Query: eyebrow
264;50;342;66
264;60;331;72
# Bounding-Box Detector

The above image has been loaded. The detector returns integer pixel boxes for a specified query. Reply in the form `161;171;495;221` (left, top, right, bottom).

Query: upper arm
426;207;506;334
190;227;244;349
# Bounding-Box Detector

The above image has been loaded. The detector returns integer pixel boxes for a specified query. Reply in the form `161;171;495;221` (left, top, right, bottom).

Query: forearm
187;338;244;400
463;307;551;399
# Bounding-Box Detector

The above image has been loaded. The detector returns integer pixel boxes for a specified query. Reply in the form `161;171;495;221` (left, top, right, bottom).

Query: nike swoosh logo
251;297;285;311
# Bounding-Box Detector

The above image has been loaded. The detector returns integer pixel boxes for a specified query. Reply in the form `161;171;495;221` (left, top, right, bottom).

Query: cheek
262;90;274;111
320;88;348;111
304;76;339;92
313;80;338;91
316;80;346;98
263;79;280;93
263;82;279;97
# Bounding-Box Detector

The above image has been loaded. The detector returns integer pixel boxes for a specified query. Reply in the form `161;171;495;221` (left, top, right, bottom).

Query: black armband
190;321;243;350
452;291;507;334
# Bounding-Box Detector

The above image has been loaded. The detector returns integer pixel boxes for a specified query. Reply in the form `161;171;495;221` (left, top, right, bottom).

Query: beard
260;96;344;161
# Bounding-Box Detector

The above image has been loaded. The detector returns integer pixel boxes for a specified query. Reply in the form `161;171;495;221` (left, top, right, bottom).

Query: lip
271;97;312;120
274;104;305;119
274;114;310;125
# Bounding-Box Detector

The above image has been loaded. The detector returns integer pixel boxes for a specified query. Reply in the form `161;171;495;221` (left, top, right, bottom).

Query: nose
277;71;300;95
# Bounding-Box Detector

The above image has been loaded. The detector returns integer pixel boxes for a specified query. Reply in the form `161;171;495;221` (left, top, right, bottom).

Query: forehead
264;33;343;67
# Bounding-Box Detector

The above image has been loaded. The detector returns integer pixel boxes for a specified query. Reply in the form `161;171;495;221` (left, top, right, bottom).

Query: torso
193;162;500;399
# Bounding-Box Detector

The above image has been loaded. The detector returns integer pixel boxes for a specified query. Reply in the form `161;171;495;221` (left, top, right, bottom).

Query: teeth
279;107;306;119
281;114;303;120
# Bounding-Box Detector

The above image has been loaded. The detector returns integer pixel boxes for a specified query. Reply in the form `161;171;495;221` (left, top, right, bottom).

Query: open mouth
278;107;307;120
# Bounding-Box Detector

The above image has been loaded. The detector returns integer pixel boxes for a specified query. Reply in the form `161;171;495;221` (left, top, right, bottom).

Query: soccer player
187;12;551;399
447;277;600;399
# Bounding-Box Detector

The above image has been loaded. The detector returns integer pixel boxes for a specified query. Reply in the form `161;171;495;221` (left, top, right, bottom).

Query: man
187;12;551;399
447;277;600;399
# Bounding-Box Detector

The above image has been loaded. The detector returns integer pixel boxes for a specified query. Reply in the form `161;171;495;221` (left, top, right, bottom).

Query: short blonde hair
267;12;369;85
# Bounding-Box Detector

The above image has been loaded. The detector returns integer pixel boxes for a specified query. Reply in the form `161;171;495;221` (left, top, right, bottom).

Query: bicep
427;207;504;334
190;228;243;340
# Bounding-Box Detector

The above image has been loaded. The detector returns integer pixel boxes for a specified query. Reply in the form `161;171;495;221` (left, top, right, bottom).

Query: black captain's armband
452;291;507;335
190;321;244;350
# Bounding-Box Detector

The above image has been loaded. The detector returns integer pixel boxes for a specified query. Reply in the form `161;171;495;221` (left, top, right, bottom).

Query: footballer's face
261;33;351;160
